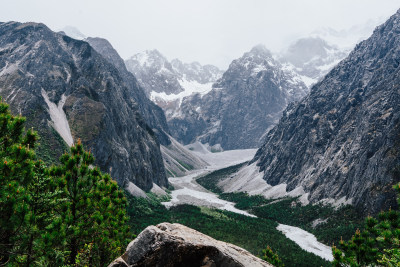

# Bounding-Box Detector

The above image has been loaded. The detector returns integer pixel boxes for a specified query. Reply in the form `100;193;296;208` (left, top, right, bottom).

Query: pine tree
21;160;66;266
261;245;284;267
50;139;129;266
0;101;37;265
333;183;400;266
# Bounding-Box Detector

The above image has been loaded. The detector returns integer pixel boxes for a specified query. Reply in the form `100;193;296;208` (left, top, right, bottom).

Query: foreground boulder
109;223;272;267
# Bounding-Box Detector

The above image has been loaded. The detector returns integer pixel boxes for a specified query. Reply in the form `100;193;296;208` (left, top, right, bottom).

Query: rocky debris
169;44;308;150
161;135;208;177
0;21;167;191
108;223;272;267
252;9;400;214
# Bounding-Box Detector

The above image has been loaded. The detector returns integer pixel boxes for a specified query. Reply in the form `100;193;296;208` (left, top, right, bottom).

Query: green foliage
176;160;194;171
36;127;69;165
333;183;400;266
75;243;94;267
197;162;247;194
126;193;330;267
50;139;130;266
0;100;37;265
18;161;66;266
378;248;400;266
198;164;363;246
262;245;284;267
0;100;130;266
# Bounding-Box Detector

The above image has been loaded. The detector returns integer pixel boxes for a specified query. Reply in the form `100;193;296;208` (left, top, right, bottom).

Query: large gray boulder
109;223;272;267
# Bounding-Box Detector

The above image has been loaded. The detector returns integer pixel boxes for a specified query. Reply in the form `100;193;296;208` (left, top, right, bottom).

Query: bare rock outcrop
109;223;272;267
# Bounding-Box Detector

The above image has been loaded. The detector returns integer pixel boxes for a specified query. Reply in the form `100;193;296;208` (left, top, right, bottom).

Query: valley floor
162;146;334;262
162;148;256;216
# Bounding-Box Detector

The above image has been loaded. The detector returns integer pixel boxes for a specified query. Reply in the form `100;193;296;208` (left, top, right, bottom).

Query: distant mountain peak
127;49;170;69
249;44;272;57
60;26;86;40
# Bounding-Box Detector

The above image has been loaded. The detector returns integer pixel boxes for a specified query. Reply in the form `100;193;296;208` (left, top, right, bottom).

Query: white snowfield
41;90;74;146
277;224;333;262
162;170;255;217
150;77;213;106
162;142;257;217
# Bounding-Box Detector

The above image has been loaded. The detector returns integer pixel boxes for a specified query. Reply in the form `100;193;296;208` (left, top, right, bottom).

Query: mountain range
127;38;351;150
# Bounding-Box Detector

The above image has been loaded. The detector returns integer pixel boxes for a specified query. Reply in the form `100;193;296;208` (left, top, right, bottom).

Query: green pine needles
332;184;400;266
262;245;284;267
0;100;129;266
50;139;129;265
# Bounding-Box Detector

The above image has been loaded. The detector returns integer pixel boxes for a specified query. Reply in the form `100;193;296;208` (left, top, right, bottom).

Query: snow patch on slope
41;90;74;146
162;170;256;217
219;162;310;205
0;62;19;76
150;78;213;105
187;143;256;168
162;146;257;216
277;224;333;261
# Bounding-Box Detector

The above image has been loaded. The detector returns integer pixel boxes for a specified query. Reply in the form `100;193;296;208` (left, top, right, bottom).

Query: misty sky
1;0;399;68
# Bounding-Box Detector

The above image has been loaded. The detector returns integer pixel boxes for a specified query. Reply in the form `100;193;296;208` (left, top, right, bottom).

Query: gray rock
170;58;224;84
125;50;184;96
108;223;272;267
85;37;171;146
0;21;167;191
252;9;400;214
170;45;309;150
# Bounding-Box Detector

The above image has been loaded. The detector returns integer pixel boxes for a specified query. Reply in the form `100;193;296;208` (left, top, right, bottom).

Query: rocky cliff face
85;37;171;146
125;49;184;96
109;223;272;267
252;10;400;214
0;21;167;191
169;45;308;150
